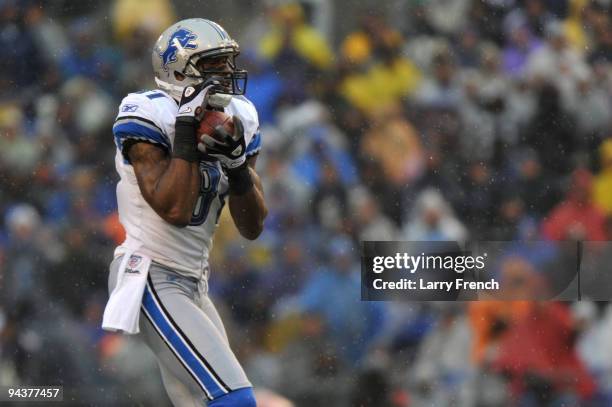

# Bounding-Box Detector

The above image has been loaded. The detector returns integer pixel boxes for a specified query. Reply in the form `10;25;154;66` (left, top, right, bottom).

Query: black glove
173;83;213;162
197;115;247;170
198;116;254;195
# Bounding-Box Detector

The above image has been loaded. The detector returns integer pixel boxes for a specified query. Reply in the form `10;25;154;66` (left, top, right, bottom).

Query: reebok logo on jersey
121;104;138;113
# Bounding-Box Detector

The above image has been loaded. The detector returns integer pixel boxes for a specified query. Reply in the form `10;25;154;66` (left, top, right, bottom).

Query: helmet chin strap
155;77;233;108
155;77;186;101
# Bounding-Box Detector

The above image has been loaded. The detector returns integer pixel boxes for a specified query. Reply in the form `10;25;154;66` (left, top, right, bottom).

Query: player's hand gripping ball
197;112;247;169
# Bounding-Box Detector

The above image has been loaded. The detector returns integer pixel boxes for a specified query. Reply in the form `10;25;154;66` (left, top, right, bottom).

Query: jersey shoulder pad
228;96;259;139
113;91;171;156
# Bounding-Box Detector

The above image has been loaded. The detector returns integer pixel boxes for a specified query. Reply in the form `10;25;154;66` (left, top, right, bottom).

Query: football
197;110;234;141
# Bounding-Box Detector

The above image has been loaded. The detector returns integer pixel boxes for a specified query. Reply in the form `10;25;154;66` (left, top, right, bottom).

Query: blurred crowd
3;0;612;405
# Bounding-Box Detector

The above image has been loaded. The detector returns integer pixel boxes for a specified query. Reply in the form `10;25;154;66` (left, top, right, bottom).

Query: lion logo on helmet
159;28;198;71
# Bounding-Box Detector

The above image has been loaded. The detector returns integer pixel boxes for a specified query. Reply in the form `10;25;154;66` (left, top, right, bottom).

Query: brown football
197;110;234;141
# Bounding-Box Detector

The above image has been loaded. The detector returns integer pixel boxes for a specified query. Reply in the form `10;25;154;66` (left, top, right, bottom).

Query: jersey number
189;162;221;226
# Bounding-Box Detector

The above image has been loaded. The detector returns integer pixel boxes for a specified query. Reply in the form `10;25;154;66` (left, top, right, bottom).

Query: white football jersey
112;89;261;280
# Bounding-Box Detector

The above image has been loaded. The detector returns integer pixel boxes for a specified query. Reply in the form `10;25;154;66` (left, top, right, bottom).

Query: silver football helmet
152;18;247;104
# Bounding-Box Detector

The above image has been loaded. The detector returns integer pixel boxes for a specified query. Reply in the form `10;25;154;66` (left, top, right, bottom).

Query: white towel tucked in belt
102;250;151;334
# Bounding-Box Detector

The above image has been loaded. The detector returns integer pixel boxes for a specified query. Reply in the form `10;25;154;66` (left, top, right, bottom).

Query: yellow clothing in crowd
340;58;422;113
112;0;175;40
259;24;334;70
593;170;612;215
563;0;590;51
593;139;612;215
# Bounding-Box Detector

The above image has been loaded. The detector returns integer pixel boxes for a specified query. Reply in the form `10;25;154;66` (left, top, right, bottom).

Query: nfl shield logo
128;255;142;269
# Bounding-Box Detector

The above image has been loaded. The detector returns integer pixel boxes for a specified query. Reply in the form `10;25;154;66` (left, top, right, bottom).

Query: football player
108;19;266;406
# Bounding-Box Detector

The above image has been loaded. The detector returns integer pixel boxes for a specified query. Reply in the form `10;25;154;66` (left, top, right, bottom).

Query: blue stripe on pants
141;284;227;399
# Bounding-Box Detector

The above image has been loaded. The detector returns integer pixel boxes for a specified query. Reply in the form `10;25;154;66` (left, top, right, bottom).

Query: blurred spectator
259;3;333;71
422;0;470;37
469;298;531;365
311;163;348;231
454;28;482;69
401;188;467;242
272;312;348;406
288;117;358;196
563;0;591;51
241;53;284;125
117;26;158;95
349;360;399;407
589;21;612;64
594;139;612;215
0;0;43;92
111;0;175;42
2;204;46;308
361;104;424;188
542;168;607;240
460;43;513;163
341;11;404;68
510;148;559;217
61;19;115;83
58;78;114;143
0;105;41;176
259;2;333;102
505;0;556;39
48;226;109;316
412;149;464;211
495;302;596;405
409;305;474;406
526;20;590;108
578;302;612;403
349;187;398;242
415;49;462;109
296;235;386;365
501;218;559;271
502;13;543;78
521;83;576;175
339;18;422;114
456;161;499;237
23;2;69;66
99;334;170;405
489;194;526;240
567;72;612;143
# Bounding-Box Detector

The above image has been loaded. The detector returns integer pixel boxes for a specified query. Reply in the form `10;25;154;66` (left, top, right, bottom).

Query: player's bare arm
228;155;267;240
127;141;200;227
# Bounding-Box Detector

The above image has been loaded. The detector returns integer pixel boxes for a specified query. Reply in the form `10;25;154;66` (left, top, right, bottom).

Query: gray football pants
108;256;251;406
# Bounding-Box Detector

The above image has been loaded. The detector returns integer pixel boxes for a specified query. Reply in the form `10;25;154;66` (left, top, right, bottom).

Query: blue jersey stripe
115;115;165;134
146;92;168;100
246;132;261;155
113;121;171;152
142;285;227;399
